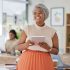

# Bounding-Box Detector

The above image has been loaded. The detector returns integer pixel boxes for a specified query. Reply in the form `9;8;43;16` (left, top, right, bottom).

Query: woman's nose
35;13;40;17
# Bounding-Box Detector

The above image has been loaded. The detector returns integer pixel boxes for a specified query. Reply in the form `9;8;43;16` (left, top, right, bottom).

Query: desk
57;65;70;70
0;53;70;70
0;65;16;70
0;53;17;64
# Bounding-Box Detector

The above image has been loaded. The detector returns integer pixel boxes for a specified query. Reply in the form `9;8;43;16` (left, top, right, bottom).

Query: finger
38;42;43;46
39;42;43;44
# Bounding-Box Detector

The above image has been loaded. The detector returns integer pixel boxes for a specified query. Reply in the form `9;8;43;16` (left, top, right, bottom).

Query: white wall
0;0;5;51
0;0;2;36
28;0;70;54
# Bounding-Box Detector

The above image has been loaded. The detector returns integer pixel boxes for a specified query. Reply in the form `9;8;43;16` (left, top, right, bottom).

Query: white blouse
5;39;18;53
23;24;56;52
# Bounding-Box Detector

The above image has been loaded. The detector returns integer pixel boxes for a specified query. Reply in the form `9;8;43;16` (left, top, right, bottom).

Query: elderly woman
17;4;59;70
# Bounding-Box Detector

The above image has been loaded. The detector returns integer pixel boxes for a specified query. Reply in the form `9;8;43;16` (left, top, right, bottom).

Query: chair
51;54;70;70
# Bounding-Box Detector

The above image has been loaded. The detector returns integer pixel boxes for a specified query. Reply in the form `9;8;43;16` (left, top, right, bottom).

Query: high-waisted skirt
16;49;54;70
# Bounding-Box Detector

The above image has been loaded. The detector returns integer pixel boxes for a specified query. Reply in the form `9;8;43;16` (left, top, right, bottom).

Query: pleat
38;52;41;70
23;52;30;70
29;52;33;69
16;50;54;70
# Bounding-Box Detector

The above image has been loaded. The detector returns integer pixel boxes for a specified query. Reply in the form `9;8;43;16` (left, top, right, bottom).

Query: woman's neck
36;22;45;27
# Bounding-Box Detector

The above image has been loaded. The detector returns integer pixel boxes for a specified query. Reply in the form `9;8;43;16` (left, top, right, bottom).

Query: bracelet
53;47;59;51
49;47;59;52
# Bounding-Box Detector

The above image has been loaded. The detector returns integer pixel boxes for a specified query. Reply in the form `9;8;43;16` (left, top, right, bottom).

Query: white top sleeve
22;25;29;36
51;28;56;38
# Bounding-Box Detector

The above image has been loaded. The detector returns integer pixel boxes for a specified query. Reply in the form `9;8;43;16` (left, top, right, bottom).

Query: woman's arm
17;31;29;51
17;31;35;51
49;33;59;55
18;31;27;45
38;33;59;55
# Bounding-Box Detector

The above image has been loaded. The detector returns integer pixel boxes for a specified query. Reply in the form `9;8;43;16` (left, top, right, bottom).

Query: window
3;0;28;30
0;0;2;36
0;0;28;51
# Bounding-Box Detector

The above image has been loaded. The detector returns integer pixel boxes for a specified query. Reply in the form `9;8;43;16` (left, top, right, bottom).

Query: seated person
5;29;19;55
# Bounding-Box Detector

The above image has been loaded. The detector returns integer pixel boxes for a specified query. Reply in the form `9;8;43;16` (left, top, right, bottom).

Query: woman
17;4;59;70
5;29;18;55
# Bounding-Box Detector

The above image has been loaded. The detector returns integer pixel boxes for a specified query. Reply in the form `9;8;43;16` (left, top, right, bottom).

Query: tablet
30;36;46;44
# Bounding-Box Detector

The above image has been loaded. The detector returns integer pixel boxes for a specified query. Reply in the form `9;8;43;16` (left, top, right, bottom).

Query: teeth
36;17;40;19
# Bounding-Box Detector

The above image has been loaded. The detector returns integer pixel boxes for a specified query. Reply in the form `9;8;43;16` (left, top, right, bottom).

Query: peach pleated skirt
16;50;54;70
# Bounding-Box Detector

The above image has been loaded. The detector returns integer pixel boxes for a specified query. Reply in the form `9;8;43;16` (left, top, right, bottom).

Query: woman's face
33;7;45;26
9;32;15;40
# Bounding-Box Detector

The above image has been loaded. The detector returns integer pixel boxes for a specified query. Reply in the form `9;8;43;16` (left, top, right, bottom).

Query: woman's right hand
17;31;35;51
17;39;35;51
26;40;35;46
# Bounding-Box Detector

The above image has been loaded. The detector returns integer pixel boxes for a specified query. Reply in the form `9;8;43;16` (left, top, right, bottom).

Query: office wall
28;0;70;54
0;0;2;36
0;0;4;51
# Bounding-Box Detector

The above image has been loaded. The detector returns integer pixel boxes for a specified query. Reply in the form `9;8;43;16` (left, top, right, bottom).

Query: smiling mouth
36;17;41;20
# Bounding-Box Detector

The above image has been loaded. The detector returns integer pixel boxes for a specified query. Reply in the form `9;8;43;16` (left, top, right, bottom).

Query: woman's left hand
38;42;51;50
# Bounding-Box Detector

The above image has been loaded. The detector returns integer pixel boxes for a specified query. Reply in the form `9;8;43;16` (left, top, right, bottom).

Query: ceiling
3;0;29;3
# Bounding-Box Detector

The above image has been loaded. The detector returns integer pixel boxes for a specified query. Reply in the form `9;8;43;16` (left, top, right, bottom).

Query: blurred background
0;0;70;70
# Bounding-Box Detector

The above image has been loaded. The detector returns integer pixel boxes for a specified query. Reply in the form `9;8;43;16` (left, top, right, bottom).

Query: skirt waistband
25;49;49;54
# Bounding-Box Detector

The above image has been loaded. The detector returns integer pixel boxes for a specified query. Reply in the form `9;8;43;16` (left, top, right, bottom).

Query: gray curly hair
33;4;49;20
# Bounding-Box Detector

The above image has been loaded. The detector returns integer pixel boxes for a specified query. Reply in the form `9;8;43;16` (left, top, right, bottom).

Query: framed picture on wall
51;7;64;26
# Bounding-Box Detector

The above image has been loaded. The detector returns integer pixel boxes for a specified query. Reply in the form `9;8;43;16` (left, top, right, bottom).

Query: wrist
48;48;52;52
26;41;30;44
